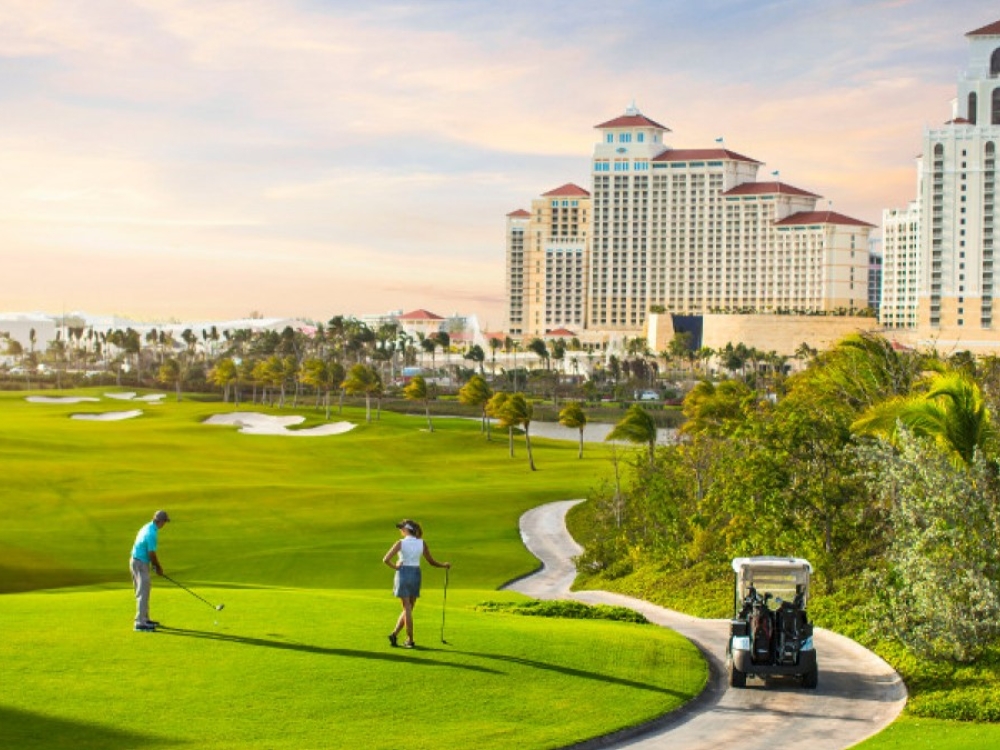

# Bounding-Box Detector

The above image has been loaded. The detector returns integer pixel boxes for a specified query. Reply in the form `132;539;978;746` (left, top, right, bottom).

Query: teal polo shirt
131;521;159;563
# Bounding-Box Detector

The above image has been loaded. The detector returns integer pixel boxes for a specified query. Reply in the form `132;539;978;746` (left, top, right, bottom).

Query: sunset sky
1;1;994;329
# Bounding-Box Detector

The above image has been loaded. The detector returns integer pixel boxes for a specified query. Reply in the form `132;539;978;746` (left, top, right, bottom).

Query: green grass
852;718;1000;749
0;389;707;749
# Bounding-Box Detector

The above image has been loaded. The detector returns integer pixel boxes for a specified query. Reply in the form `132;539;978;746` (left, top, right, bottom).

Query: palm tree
558;401;588;459
458;374;493;439
852;370;995;469
464;344;486;375
324;361;346;419
210;358;238;403
343;363;381;423
680;379;753;438
403;375;435;432
487;392;514;457
494;392;535;470
299;357;328;409
157;357;184;402
606;404;658;465
527;338;549;370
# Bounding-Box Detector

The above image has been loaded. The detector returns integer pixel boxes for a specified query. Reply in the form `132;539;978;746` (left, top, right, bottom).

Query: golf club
440;567;450;644
161;573;225;611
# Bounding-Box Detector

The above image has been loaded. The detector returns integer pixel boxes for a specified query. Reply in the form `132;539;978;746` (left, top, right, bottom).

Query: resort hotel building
505;105;876;352
881;19;1000;353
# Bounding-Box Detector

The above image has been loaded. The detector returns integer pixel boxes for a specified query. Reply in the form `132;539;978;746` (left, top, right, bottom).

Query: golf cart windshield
732;556;811;614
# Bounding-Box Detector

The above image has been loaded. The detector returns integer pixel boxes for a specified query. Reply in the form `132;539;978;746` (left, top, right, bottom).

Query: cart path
504;500;907;750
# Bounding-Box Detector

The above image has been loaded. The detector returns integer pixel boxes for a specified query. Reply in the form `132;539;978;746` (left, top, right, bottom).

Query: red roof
723;181;820;198
507;209;531;218
545;328;577;337
773;211;875;228
397;309;444;321
595;113;670;131
967;20;1000;36
652;148;761;165
543;183;590;198
946;117;972;125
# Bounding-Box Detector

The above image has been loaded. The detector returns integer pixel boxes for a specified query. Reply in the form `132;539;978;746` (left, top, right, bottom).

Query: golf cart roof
731;556;812;573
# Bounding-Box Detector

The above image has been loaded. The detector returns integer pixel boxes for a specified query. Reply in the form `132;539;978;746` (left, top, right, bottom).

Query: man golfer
130;510;169;632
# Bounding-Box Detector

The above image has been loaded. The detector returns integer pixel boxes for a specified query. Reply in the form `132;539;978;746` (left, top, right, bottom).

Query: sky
0;0;995;330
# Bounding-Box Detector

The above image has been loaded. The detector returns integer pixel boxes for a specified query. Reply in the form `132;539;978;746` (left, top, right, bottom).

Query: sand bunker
26;396;100;404
105;392;167;402
205;412;355;437
71;410;144;421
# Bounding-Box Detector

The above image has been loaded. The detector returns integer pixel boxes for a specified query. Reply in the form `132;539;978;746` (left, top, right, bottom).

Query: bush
475;599;649;624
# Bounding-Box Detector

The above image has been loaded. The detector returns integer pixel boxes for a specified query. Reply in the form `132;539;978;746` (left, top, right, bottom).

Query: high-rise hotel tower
882;20;1000;351
506;105;874;338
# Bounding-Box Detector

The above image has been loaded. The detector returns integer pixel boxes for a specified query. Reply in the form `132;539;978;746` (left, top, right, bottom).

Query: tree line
576;332;1000;665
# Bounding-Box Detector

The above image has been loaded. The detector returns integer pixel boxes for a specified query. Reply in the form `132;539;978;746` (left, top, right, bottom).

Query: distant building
505;103;875;344
505;184;590;339
868;236;883;315
882;19;1000;352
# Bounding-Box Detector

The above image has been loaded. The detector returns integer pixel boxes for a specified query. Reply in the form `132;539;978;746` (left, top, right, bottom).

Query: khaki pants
130;557;151;625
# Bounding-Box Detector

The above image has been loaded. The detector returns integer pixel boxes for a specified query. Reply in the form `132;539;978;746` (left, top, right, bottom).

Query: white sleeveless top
399;536;424;567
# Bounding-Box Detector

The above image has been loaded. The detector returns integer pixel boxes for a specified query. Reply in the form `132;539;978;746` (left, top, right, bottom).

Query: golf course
0;389;707;750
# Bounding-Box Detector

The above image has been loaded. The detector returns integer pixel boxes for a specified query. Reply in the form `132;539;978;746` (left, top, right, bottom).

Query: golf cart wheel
729;661;746;688
802;666;818;689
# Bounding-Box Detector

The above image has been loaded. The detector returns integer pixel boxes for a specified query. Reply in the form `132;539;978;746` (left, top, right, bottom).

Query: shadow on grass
0;705;182;750
428;646;696;698
156;626;502;674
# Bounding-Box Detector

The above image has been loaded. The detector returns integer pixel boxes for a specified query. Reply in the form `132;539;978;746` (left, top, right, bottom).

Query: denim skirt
394;565;422;598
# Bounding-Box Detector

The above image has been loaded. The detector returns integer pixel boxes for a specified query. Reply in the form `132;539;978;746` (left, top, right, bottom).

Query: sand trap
71;410;144;421
105;392;167;402
26;396;101;404
205;412;355;437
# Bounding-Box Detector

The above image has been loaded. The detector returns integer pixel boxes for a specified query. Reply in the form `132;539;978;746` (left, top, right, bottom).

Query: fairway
0;390;707;749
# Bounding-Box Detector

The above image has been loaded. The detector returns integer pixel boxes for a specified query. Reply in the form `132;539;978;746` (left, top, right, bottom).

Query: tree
680;380;754;438
527;338;549;370
403;375;435;432
325;361;346;419
558;401;588;459
606;405;658;465
464;344;486;375
344;363;381;423
299;358;328;409
158;358;184;401
668;331;693;373
458;374;493;439
487;392;514;457
852;370;995;470
493;392;536;471
858;431;1000;662
210;358;238;402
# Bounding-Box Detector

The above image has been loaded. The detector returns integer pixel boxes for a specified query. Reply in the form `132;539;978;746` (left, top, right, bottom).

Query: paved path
505;500;907;750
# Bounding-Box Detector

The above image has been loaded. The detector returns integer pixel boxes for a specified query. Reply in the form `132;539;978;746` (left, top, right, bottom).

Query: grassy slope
0;389;706;750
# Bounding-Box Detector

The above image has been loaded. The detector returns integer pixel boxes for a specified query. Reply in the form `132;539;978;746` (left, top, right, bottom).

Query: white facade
585;105;873;332
881;197;921;329
883;20;1000;350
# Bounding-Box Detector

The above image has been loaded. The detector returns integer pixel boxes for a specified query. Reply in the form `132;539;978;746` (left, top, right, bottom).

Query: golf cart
727;556;817;689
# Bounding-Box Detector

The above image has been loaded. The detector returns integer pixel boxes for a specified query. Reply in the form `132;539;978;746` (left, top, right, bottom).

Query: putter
440;567;450;644
162;573;225;611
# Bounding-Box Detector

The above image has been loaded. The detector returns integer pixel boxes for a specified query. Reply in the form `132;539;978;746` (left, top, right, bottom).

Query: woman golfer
383;519;450;649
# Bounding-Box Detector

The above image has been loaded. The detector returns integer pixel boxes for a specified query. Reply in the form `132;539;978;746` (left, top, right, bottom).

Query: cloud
0;0;994;327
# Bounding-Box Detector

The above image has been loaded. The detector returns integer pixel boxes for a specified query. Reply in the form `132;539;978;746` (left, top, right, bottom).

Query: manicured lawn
0;389;707;749
853;717;1000;749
